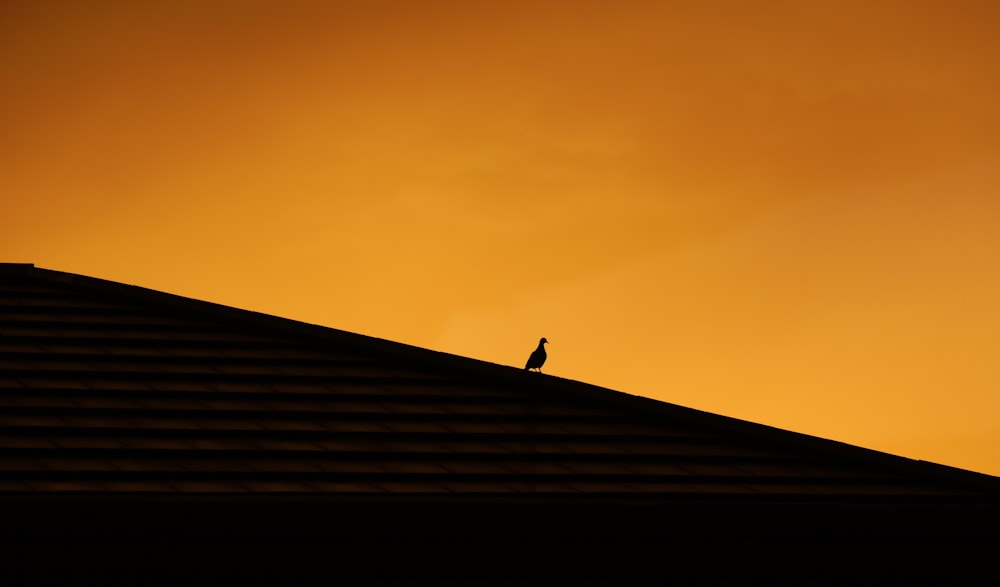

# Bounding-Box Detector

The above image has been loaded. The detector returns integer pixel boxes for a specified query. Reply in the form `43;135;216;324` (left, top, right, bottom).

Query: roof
1;262;998;501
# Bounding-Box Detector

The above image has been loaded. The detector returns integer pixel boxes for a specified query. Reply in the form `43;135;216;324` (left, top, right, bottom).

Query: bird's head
540;337;548;345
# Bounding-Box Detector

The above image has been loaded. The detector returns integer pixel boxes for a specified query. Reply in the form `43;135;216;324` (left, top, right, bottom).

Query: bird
524;337;548;372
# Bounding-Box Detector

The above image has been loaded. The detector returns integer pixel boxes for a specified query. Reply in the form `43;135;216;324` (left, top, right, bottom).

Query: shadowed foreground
0;263;997;585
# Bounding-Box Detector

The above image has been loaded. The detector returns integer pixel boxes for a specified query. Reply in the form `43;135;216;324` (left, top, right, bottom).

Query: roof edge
19;264;1000;493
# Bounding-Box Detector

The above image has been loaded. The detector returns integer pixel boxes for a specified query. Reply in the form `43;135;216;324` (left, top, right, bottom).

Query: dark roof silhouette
0;262;997;584
524;337;547;371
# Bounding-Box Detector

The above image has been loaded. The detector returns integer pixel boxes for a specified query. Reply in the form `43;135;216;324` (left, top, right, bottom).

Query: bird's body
524;337;548;372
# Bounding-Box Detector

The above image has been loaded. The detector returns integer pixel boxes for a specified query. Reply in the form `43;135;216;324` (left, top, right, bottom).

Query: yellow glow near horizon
3;0;999;474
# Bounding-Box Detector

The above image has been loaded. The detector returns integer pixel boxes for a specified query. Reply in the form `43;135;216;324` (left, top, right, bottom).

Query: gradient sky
3;0;999;475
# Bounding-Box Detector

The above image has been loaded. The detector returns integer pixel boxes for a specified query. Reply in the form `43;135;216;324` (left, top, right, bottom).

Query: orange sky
3;0;999;475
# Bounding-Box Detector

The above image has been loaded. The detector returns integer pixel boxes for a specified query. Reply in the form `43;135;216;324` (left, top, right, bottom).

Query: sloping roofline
6;262;999;493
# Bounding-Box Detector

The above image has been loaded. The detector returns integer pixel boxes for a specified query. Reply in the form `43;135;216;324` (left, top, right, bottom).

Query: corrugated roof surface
1;263;997;499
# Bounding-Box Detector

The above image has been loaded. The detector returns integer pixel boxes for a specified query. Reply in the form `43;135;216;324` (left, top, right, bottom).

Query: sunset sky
3;0;999;475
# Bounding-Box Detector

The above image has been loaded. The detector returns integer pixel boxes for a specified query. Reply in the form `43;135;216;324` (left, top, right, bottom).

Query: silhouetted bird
524;337;548;372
